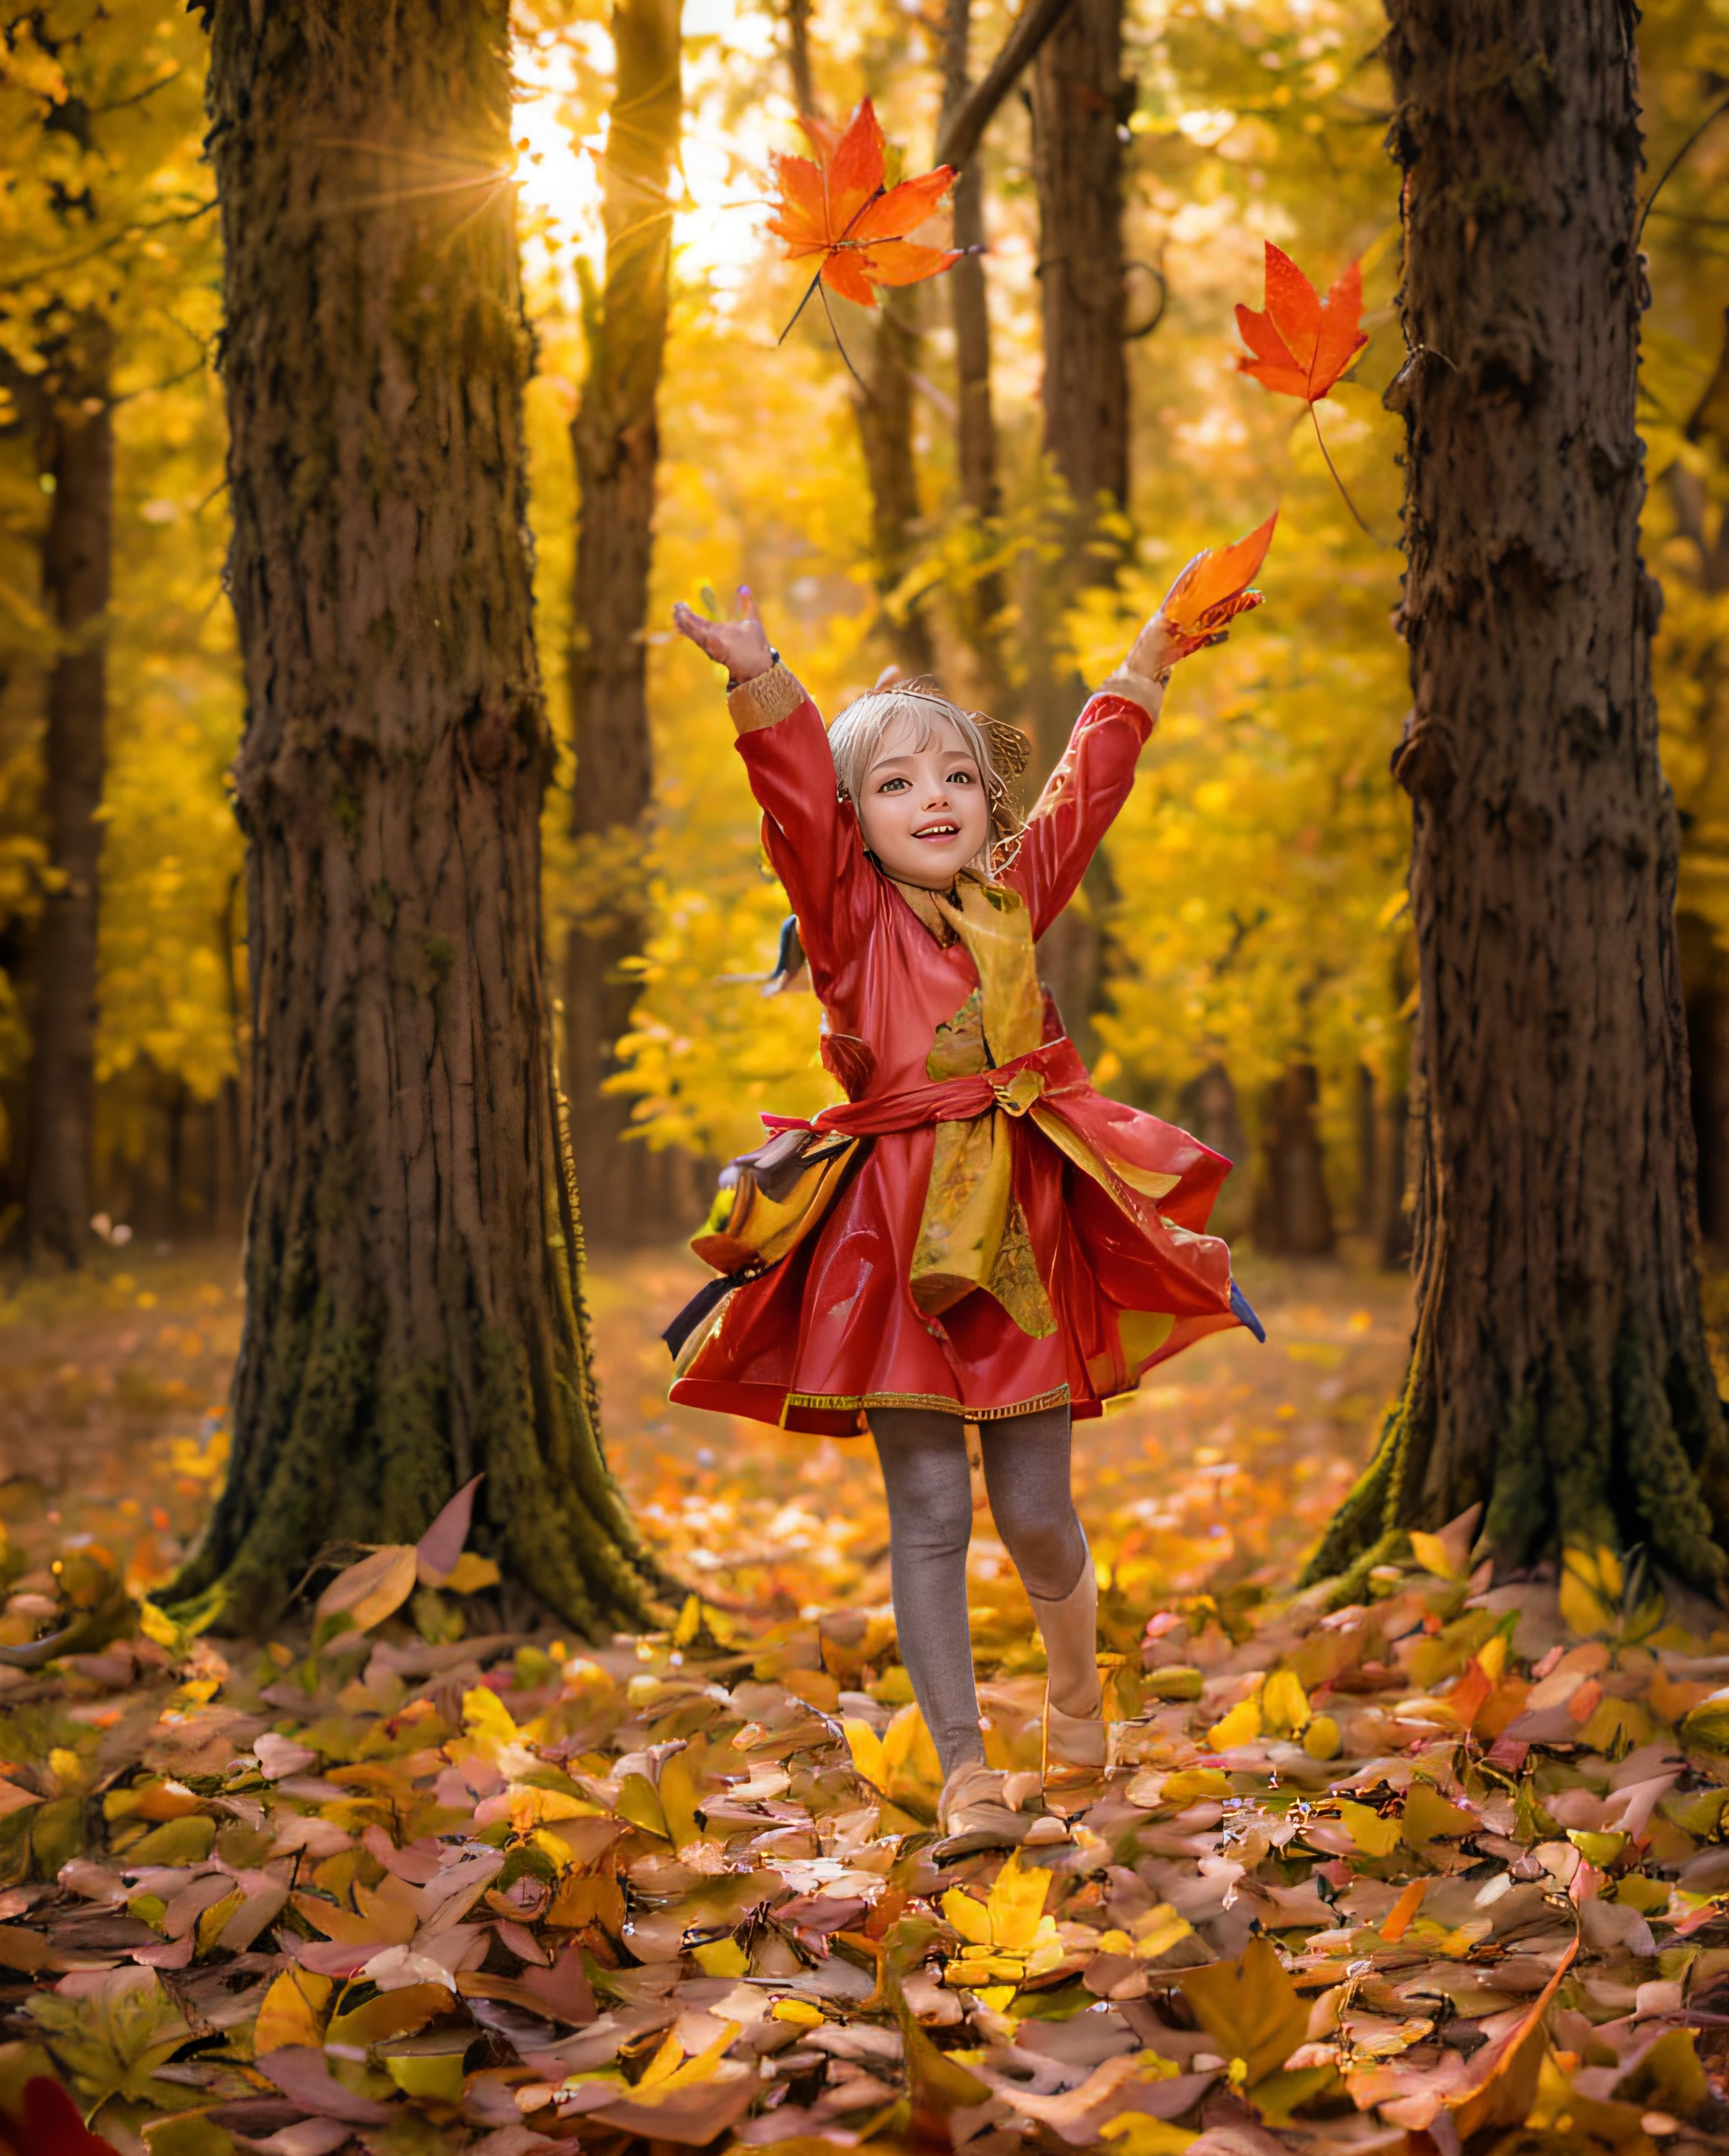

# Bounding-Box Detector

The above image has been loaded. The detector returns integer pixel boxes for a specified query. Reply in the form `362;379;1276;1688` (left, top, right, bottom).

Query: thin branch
0;199;215;295
1638;93;1729;241
933;0;1074;173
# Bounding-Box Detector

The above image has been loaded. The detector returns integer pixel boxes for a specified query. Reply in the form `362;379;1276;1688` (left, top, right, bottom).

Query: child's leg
977;1405;1104;1766
867;1407;984;1778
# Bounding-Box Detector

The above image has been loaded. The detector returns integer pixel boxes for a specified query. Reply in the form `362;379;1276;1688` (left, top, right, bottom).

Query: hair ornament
871;669;1032;804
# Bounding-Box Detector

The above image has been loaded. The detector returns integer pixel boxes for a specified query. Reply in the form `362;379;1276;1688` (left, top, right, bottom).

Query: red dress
669;684;1248;1437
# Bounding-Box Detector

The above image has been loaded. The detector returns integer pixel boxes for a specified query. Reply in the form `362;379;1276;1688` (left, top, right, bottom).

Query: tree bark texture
853;286;937;679
1310;1;1729;1592
24;320;112;1271
1025;0;1128;1049
1029;0;1128;560
181;0;660;1637
938;0;1010;709
565;0;687;1246
1251;1063;1335;1260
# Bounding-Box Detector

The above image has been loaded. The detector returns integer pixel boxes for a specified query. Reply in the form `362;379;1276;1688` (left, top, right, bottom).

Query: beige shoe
937;1760;1030;1844
1029;1552;1107;1786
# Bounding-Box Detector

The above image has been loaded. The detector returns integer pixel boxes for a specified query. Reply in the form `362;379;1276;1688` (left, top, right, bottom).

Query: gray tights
869;1404;1086;1779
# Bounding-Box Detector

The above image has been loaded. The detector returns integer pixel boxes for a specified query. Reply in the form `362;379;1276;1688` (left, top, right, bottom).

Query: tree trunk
1027;0;1128;1048
564;0;686;1247
1681;912;1729;1253
1029;0;1128;575
853;286;937;679
1177;1060;1251;1241
22;321;112;1271
1252;1063;1335;1260
938;0;1010;709
1309;1;1729;1594
177;0;661;1638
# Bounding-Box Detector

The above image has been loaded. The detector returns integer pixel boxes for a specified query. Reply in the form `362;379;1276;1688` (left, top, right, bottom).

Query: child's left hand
1124;611;1229;682
673;586;774;684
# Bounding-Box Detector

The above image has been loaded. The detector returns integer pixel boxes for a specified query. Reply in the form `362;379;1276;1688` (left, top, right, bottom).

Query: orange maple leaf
1234;243;1367;404
1161;510;1278;651
769;100;961;319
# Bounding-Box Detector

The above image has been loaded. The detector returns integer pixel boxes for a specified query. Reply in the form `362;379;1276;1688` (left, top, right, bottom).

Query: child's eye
947;770;975;786
878;776;909;792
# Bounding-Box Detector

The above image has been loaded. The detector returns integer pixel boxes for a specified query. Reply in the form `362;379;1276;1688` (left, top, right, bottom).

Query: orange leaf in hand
1161;510;1278;648
1235;244;1367;404
769;100;961;319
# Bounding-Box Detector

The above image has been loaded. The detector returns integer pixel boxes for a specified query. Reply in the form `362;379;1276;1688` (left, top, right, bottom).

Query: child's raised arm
1006;603;1226;938
672;588;869;980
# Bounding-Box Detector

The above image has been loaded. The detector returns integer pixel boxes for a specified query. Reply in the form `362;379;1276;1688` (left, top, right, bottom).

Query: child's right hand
673;586;774;684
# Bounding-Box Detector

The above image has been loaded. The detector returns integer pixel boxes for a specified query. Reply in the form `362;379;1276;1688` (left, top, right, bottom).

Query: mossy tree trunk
22;319;111;1270
563;0;691;1247
1309;0;1729;1595
178;0;662;1639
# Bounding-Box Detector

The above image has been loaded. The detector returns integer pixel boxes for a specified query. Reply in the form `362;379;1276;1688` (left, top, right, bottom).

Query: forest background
7;0;1728;1268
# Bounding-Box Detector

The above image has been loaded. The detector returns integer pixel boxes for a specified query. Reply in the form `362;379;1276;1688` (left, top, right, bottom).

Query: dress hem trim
781;1383;1074;1423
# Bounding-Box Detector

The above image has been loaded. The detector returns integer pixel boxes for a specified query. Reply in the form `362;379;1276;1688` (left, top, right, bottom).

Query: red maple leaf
1161;511;1278;653
768;100;961;321
1234;243;1367;404
0;2080;118;2156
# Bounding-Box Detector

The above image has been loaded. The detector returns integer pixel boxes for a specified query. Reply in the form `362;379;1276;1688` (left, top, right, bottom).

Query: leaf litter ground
2;1246;1729;2155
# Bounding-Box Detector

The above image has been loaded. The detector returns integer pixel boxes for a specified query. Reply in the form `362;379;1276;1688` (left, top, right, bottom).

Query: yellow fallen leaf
444;1552;501;1594
987;1851;1051;1953
462;1685;519;1759
637;2030;684;2089
254;1969;332;2054
942;1886;994;1948
1208;1696;1262;1750
1177;1935;1307;2086
1303;1715;1341;1759
1401;1781;1477;1849
1260;1670;1309;1738
656;1749;703;1850
1335;1800;1401;1857
1559;1549;1614;1637
842;1717;887;1789
773;1997;824;2027
1408;1529;1461;1581
1100;2117;1196;2155
693;1938;748;1978
1133;1905;1193;1959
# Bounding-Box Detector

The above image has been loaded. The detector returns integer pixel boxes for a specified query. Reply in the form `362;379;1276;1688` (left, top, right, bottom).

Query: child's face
855;715;992;889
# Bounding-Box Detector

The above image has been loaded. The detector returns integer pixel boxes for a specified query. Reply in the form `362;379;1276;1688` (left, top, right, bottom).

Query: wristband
726;646;780;694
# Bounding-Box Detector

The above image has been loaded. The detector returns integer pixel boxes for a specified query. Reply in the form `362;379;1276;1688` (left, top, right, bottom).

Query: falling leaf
415;1475;484;1587
1234;242;1368;404
1160;512;1277;649
769;100;961;328
314;1545;418;1637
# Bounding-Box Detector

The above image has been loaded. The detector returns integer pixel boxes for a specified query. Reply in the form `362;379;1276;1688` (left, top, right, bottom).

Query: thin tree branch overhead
935;0;1074;173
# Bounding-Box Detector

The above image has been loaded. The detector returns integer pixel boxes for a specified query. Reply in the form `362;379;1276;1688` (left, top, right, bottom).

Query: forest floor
0;1244;1727;2155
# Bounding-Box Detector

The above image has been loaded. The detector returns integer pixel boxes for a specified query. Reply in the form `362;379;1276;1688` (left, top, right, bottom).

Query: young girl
667;591;1258;1833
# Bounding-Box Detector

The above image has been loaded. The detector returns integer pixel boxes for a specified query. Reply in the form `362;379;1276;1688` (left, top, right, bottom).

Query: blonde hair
827;680;1020;872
